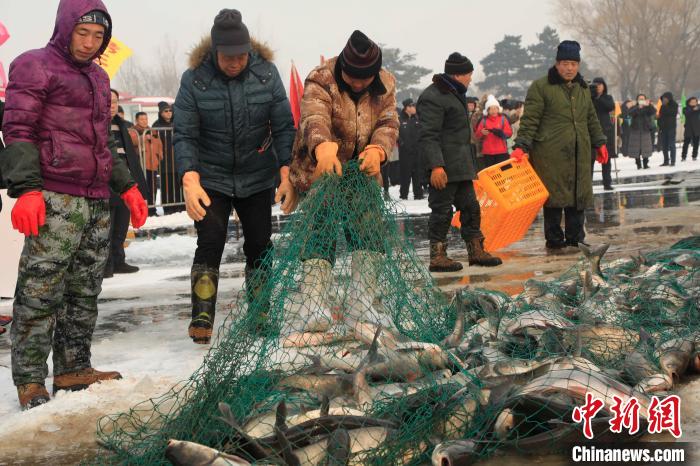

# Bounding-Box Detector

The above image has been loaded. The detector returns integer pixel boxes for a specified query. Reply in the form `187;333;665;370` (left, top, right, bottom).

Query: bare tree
113;35;184;97
555;0;700;99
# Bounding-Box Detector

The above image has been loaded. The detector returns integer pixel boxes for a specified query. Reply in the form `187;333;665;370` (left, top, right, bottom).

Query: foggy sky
1;0;559;95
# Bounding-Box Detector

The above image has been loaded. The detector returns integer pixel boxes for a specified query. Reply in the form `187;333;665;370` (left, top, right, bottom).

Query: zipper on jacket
228;81;237;198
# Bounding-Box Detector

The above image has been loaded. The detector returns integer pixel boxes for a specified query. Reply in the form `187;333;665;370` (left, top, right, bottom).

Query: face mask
638;99;646;106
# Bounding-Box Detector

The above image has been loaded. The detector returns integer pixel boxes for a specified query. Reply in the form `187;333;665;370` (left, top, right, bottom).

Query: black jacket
658;93;678;132
398;111;421;160
591;79;616;156
683;100;700;138
417;74;476;181
111;114;148;202
629;105;657;132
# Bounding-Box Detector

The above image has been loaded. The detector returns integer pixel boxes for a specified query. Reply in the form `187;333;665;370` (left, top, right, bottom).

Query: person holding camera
626;94;656;169
590;77;615;190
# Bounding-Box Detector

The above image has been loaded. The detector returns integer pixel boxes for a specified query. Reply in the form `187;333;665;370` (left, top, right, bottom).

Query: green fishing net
94;161;700;465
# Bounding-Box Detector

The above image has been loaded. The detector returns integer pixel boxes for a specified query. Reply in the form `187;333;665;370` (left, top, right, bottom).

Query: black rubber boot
188;265;219;344
245;265;275;337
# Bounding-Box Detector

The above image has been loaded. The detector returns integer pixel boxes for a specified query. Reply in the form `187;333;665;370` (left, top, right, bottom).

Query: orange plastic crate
452;157;549;251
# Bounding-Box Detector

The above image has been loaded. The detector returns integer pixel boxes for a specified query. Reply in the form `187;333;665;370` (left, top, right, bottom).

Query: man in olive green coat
418;53;501;271
512;41;608;250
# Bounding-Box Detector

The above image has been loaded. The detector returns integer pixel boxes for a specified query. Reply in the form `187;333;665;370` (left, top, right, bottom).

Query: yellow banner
98;37;133;80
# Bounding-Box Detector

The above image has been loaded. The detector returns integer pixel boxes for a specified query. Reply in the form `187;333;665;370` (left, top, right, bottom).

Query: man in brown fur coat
288;30;399;331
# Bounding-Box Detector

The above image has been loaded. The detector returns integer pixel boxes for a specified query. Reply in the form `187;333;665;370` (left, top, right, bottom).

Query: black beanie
158;101;172;112
77;10;110;30
444;52;474;75
211;9;251;56
339;30;382;79
556;40;581;62
402;98;415;108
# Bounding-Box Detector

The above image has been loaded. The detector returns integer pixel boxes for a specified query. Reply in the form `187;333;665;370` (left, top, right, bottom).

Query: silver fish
634;373;674;394
517;368;651;414
655;339;694;383
165;439;251;466
431;440;478;466
579;243;610;285
292;426;391;466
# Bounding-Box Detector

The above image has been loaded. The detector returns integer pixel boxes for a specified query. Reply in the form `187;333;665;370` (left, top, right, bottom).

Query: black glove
490;128;505;138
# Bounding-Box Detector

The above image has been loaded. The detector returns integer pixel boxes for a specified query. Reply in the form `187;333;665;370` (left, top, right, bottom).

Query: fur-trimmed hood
188;35;274;69
548;66;587;88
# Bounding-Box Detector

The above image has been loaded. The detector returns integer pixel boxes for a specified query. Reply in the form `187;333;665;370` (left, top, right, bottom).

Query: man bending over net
289;30;399;333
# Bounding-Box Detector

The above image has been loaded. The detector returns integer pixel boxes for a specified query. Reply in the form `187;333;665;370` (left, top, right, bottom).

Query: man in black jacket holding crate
417;52;502;272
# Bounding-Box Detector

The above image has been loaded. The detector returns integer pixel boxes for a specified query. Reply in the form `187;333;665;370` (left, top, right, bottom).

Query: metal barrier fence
131;127;185;214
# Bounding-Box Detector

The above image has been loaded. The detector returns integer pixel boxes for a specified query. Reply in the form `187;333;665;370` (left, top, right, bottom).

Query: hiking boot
429;242;463;272
466;238;502;267
53;368;122;393
113;262;139;274
18;383;50;410
188;265;219;345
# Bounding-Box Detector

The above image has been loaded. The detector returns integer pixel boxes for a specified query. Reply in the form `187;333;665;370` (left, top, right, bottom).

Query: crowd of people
0;0;696;412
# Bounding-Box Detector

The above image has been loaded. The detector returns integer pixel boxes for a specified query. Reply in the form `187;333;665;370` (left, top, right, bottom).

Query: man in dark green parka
418;53;502;271
512;41;608;250
174;9;296;343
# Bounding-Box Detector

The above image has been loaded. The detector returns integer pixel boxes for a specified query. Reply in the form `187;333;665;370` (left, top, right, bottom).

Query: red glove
11;191;46;237
596;145;609;164
511;148;528;162
120;185;147;229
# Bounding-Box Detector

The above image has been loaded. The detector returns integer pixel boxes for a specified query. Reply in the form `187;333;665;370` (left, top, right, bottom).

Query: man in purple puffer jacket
0;0;147;410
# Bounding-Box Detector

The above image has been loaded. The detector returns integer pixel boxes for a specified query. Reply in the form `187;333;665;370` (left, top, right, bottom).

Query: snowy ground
0;158;698;465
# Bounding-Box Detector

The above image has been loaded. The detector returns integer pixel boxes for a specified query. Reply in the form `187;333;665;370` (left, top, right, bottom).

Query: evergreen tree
527;26;561;81
477;35;530;99
381;46;432;104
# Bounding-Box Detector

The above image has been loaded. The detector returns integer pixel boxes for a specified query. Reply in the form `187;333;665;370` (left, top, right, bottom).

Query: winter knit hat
556;40;581;62
339;30;382;79
158;101;172;112
444;52;474;75
402;98;415;108
482;95;502;116
211;9;251;56
77;10;110;30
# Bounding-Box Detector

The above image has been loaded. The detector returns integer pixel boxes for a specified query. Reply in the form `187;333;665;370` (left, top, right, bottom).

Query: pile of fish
165;238;700;466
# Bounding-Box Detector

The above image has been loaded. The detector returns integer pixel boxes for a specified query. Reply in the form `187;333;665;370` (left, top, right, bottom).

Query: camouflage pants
11;191;111;386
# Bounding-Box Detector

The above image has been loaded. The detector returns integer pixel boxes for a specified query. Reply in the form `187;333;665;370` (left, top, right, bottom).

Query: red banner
0;21;9;47
289;62;304;128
